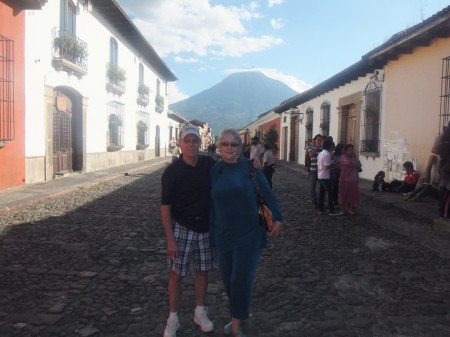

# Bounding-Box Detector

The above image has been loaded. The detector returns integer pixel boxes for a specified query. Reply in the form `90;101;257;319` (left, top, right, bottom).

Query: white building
24;0;177;183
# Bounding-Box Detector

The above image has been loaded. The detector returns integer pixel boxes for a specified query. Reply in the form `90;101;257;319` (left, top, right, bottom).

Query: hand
167;239;179;258
269;221;282;237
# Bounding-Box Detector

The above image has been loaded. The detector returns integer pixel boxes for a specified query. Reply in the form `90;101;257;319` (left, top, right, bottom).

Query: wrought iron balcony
52;27;88;78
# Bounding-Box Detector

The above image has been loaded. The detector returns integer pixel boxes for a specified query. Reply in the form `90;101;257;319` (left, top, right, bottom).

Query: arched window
362;81;382;154
320;102;330;137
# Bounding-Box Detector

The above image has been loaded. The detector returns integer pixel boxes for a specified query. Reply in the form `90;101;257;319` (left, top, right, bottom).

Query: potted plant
107;64;127;85
138;83;150;97
155;94;164;107
320;121;329;130
137;120;148;131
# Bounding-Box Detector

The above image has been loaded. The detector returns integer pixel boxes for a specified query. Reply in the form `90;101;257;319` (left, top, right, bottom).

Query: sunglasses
221;142;239;148
183;138;200;144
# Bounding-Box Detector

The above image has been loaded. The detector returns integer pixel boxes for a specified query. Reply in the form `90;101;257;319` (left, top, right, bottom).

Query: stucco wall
0;3;26;189
382;37;450;182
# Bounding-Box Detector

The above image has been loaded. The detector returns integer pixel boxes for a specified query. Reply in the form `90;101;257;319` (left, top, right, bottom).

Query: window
0;35;14;143
139;63;144;86
137;110;149;147
320;102;330;137
361;81;382;153
305;107;313;141
155;78;164;112
60;0;76;34
110;38;118;67
440;56;450;130
107;101;124;150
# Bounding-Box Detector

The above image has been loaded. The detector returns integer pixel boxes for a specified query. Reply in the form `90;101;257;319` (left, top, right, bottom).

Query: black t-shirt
161;155;216;233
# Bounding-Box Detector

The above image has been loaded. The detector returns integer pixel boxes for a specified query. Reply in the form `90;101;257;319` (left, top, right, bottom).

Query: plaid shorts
167;220;214;276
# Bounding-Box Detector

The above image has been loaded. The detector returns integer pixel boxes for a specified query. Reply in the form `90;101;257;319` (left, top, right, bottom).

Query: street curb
0;159;169;215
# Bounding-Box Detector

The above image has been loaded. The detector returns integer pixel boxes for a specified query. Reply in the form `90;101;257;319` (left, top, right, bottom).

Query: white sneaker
163;317;180;337
194;307;214;332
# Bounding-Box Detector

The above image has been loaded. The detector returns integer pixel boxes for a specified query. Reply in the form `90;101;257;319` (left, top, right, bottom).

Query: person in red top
385;161;420;193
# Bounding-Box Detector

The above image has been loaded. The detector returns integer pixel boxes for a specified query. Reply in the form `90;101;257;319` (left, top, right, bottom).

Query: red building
0;0;46;190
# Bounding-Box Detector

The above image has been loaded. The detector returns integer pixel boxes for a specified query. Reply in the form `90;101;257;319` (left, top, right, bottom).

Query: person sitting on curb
384;161;420;193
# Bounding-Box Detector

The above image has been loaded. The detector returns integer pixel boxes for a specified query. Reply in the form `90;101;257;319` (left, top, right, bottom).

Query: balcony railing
52;27;88;77
360;139;380;154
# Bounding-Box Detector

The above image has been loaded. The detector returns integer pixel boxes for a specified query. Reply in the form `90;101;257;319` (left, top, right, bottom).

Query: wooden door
53;92;72;173
345;105;357;145
282;126;288;160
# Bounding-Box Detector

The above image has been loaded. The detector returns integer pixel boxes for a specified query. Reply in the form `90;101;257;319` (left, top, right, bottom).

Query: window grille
320;102;330;137
107;101;124;147
0;35;14;142
361;81;382;154
440;56;450;131
137;110;149;145
305;107;313;141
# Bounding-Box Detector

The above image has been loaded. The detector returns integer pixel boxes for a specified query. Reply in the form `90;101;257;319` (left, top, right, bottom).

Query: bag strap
247;161;264;205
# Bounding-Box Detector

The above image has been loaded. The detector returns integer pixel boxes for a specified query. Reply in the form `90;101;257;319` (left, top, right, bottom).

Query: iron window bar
0;34;14;143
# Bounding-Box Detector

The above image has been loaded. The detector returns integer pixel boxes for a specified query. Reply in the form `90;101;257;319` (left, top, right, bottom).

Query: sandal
224;322;247;337
224;322;232;335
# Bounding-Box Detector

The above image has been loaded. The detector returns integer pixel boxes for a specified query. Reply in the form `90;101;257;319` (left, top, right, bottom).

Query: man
249;136;264;168
317;139;340;215
262;142;275;189
161;125;216;337
307;134;323;208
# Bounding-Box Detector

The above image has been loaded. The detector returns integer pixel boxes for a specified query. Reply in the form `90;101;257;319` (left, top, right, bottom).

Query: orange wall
0;3;26;189
259;117;281;159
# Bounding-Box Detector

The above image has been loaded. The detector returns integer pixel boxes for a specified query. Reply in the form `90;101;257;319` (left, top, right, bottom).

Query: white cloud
226;67;312;93
116;0;280;58
168;82;189;104
173;56;199;63
268;0;284;8
270;18;285;30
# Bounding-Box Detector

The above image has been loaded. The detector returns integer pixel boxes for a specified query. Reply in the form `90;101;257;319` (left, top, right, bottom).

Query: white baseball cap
180;125;200;139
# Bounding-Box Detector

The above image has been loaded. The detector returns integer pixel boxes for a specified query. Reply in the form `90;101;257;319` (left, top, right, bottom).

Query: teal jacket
210;158;282;251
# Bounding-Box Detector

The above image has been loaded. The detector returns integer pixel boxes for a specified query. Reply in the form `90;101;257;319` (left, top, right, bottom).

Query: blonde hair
218;128;242;149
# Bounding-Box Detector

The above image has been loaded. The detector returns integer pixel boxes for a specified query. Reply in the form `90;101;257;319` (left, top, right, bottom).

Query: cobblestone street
1;162;450;337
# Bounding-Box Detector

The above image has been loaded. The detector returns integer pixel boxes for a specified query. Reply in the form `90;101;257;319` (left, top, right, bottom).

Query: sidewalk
279;161;450;233
0;156;171;214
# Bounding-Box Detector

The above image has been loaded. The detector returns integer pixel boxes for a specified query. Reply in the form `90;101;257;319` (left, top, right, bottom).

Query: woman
210;128;283;337
338;144;361;215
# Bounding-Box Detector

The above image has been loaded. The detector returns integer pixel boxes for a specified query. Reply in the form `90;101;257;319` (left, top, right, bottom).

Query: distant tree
263;125;279;155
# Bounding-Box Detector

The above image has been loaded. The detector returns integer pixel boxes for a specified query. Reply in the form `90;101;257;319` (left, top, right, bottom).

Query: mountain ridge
169;71;299;135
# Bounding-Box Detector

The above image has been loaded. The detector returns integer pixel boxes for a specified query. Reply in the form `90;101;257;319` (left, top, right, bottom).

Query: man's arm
161;204;178;257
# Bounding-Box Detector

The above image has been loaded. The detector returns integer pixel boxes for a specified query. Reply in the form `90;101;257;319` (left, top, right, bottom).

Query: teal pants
217;244;261;319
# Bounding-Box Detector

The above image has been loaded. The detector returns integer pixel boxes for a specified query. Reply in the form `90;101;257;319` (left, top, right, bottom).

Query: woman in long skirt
339;144;362;215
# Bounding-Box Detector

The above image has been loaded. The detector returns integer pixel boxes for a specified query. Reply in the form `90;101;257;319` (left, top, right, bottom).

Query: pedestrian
249;136;264;168
160;125;216;337
262;142;275;189
210;128;283;337
317;139;341;215
338;144;362;215
170;143;181;163
307;134;323;208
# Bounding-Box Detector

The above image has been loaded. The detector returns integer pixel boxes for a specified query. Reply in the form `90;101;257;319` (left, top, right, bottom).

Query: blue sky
115;0;449;104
